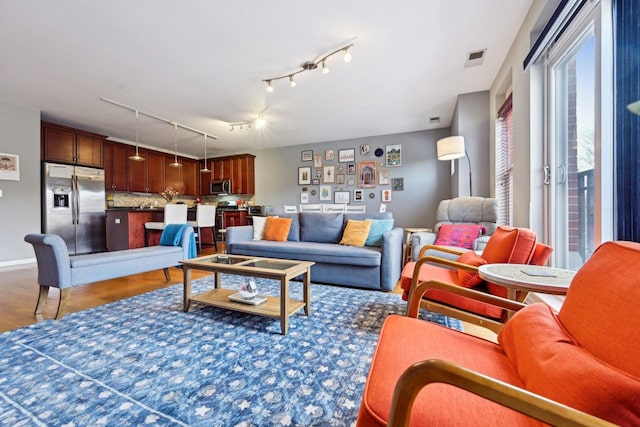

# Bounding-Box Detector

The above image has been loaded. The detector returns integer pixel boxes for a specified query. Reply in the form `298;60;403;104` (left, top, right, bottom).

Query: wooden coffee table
181;254;314;334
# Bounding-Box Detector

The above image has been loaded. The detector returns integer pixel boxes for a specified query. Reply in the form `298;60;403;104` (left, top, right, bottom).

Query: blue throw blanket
160;224;197;258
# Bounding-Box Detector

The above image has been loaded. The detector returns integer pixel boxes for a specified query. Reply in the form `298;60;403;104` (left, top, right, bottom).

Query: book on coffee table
228;292;267;305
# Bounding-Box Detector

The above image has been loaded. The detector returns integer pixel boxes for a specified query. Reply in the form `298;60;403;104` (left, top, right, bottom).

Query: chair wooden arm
388;359;617;427
417;244;467;259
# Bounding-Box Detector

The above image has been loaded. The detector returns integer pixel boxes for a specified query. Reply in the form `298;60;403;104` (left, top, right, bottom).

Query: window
496;94;513;225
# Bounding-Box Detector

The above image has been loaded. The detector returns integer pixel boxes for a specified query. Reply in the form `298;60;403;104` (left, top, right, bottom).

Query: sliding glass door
544;1;613;269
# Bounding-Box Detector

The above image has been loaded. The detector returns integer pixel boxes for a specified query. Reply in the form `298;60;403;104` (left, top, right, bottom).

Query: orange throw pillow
340;219;372;247
456;251;487;288
262;217;292;242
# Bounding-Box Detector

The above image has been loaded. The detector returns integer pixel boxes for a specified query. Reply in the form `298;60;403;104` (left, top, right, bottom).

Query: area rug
0;275;462;426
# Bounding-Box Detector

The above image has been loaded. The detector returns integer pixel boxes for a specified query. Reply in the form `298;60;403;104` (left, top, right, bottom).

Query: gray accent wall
253;128;452;229
0;101;41;267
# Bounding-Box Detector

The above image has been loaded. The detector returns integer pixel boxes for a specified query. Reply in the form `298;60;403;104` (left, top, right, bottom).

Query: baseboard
0;257;36;271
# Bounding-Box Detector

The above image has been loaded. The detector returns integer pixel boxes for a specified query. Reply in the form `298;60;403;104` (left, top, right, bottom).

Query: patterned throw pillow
434;224;486;249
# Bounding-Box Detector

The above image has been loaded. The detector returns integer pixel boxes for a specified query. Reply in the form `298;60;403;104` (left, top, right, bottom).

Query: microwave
210;179;232;195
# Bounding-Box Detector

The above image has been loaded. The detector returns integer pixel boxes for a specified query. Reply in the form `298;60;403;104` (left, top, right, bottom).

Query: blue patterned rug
0;275;462;426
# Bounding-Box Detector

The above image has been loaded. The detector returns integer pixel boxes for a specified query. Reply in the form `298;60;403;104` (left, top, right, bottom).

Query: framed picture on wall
385;144;402;167
325;149;334;161
346;162;356;175
312;178;320;185
320;185;332;201
381;189;392;202
301;150;313;162
357;161;377;188
336;174;345;185
354;190;363;201
298;166;311;185
392;177;404;191
360;144;370;156
313;153;323;167
0;153;20;181
323;165;335;183
378;169;390;185
338;148;355;162
335;191;350;204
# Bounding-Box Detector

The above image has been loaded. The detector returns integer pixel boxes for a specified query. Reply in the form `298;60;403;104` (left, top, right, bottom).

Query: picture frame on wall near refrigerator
0;152;20;181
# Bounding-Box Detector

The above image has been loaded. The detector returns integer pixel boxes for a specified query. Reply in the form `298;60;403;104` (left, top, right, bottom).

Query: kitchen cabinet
217;210;248;231
104;141;129;191
106;210;162;250
199;160;212;196
128;148;164;193
207;154;255;195
42;121;105;168
182;158;198;196
164;155;182;192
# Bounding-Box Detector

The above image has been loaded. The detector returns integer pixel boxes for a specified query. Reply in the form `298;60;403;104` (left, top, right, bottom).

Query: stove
217;201;239;211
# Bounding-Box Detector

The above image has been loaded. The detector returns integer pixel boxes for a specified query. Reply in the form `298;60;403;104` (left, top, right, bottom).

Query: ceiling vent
465;49;487;68
428;116;440;124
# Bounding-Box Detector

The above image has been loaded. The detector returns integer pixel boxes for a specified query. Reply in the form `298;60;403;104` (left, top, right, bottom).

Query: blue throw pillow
365;219;395;246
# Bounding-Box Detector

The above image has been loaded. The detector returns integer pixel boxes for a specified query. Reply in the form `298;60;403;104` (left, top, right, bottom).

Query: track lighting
229;115;267;132
129;110;145;161
169;123;182;168
200;134;210;173
262;41;354;92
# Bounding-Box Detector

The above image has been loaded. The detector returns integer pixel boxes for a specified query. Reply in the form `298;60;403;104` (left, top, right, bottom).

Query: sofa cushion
340;219;372;247
300;212;344;243
263;217;292;242
358;314;531;426
271;213;300;241
434;223;485;249
456;251;487;288
229;240;381;267
365;219;395;247
252;216;268;240
499;303;640;426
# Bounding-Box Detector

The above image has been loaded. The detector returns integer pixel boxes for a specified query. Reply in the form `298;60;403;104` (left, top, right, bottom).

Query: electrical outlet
115;218;120;224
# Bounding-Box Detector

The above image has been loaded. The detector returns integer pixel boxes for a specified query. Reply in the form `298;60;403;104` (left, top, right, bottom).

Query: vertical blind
496;94;514;225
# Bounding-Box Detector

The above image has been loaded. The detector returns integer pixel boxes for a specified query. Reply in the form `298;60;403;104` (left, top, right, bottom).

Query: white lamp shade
437;136;466;161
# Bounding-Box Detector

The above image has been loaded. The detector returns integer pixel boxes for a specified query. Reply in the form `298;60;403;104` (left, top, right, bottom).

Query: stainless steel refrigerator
43;162;106;255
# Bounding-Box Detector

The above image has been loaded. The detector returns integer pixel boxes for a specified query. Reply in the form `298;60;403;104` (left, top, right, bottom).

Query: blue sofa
226;212;403;291
24;225;194;319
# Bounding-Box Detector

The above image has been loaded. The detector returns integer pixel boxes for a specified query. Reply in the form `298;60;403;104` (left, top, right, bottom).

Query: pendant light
200;134;211;173
169;123;182;168
129;110;145;161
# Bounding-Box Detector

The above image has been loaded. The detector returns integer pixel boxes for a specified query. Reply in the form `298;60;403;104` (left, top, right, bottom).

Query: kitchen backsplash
106;192;255;208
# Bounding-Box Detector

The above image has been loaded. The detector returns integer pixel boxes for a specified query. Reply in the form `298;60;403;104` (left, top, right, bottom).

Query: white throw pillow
252;216;272;240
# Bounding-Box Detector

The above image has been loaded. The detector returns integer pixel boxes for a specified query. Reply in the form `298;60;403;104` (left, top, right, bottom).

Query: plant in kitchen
160;186;179;203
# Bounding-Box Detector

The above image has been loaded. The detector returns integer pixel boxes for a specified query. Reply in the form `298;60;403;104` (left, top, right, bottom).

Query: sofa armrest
380;227;403;291
389;359;617;427
474;235;491;252
25;233;72;289
410;231;437;261
179;225;195;259
226;225;254;251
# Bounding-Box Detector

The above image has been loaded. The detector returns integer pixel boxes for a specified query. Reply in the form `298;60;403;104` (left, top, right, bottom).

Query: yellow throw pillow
340;219;372;247
262;217;293;242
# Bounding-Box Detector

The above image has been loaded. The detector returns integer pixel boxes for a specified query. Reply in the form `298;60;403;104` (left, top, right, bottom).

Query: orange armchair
357;241;640;426
400;226;552;331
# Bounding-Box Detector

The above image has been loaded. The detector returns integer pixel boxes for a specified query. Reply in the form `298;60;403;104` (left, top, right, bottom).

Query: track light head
322;60;329;74
266;80;274;93
343;47;352;63
289;75;297;88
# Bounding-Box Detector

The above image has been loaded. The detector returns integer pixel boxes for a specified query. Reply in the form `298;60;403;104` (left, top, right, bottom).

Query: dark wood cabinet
146;151;165;194
199;160;212;196
104;142;129;191
206;154;255;195
42;121;105;168
182;159;198;196
164;155;182;192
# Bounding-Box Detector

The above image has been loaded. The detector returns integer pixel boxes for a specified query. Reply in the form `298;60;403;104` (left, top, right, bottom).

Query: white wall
253;128;452;229
489;0;557;235
0;101;41;267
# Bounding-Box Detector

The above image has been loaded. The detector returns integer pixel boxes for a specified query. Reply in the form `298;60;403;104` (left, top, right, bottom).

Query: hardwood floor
0;246;495;341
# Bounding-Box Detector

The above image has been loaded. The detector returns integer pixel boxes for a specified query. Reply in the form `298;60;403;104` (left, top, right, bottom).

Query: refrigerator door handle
72;175;78;224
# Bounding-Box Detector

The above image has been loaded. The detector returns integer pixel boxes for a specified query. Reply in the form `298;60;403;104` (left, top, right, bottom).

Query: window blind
496;94;514;225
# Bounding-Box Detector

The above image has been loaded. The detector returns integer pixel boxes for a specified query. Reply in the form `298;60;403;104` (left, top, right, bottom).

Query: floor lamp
437;136;473;196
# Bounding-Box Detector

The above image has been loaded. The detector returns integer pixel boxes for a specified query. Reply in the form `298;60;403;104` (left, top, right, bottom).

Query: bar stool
144;204;188;246
188;204;218;253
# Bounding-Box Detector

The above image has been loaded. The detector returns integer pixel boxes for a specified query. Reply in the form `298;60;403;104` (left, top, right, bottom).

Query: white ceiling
0;0;533;159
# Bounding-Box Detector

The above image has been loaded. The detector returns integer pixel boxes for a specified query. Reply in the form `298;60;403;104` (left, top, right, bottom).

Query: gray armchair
410;197;498;261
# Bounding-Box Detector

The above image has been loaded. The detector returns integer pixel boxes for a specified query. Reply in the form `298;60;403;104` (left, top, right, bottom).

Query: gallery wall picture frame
346;162;356;175
313;153;323;168
0;152;20;181
392;177;404;191
381;189;392;202
385;144;402;167
334;191;350;204
320;184;332;201
301;150;313;162
323;165;335;183
357;160;377;188
336;174;345;185
312;178;320;185
378;169;390;185
298;166;311;185
325;149;334;161
315;169;323;179
354;190;363;201
360;144;370;156
338;148;355;162
300;192;309;203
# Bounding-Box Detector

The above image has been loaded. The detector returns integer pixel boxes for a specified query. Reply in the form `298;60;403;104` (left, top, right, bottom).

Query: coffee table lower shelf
189;288;306;319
